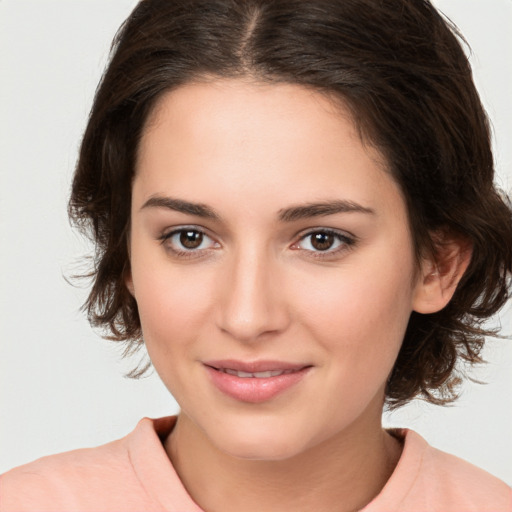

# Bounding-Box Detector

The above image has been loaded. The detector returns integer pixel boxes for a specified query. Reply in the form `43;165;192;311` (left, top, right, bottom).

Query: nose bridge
217;242;288;342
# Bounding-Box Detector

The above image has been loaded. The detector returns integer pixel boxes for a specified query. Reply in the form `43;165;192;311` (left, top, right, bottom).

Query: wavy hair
69;0;512;407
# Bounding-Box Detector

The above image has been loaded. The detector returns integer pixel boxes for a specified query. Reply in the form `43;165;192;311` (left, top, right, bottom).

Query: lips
205;359;309;373
221;368;297;378
204;360;312;403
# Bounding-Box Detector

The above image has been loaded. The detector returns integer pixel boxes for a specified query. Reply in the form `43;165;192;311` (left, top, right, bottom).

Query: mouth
203;360;312;403
205;360;310;375
216;368;299;378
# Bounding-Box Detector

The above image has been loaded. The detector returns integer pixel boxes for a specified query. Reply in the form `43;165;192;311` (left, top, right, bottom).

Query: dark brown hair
69;0;512;408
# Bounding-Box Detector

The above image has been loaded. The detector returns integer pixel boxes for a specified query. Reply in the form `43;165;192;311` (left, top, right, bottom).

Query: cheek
131;256;217;356
293;245;415;367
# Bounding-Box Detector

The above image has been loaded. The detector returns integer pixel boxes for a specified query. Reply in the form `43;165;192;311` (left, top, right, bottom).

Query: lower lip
205;366;311;403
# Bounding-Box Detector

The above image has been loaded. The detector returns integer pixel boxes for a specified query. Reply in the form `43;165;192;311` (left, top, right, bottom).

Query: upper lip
204;360;311;373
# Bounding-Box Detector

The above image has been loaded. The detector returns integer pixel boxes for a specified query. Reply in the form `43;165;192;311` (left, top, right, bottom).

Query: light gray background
1;0;511;484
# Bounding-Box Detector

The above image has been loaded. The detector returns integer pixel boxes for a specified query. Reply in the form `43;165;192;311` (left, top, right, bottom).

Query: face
128;79;425;460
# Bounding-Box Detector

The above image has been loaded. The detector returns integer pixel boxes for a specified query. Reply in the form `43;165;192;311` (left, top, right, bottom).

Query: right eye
160;228;219;256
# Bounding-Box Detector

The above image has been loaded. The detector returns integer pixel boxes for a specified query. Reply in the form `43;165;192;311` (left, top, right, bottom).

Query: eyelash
158;227;356;260
158;226;219;259
292;228;356;259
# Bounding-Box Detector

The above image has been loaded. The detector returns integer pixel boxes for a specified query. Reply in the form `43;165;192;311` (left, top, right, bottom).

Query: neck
164;408;402;512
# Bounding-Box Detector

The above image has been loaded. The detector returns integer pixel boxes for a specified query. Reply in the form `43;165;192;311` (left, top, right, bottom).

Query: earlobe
412;233;472;314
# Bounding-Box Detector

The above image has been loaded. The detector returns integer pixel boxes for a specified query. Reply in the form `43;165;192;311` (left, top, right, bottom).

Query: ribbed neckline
128;416;204;511
362;428;426;511
127;417;425;512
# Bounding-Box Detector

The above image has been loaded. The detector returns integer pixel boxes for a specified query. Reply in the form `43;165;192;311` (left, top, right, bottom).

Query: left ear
412;230;472;314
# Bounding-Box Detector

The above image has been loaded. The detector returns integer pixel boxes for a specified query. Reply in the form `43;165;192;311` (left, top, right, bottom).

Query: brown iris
310;232;335;251
180;230;203;249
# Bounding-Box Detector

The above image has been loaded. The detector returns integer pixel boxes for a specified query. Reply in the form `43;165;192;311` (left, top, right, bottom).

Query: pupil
180;230;203;249
312;232;334;251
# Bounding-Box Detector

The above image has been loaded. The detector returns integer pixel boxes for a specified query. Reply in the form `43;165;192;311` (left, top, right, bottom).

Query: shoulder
416;435;512;511
1;435;137;511
0;417;180;512
365;429;512;512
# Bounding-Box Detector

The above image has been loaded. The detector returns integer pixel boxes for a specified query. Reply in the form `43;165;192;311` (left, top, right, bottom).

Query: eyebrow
141;196;220;219
140;195;374;222
278;200;375;222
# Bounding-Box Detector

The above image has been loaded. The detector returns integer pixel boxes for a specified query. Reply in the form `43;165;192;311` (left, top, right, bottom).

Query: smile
220;368;297;378
204;361;312;403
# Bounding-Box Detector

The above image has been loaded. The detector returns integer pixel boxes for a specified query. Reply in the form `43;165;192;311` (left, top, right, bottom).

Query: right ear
123;245;135;296
125;270;135;296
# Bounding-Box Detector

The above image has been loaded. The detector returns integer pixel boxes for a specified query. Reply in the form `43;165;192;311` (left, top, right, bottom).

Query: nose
216;247;290;343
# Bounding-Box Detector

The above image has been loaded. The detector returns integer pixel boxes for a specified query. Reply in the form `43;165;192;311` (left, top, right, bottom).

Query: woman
2;0;511;510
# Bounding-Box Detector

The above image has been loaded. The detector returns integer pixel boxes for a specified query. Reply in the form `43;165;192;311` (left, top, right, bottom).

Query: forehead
140;79;355;159
134;79;403;221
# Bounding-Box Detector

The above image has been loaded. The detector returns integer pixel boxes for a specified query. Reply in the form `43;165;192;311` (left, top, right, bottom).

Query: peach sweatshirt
1;417;510;512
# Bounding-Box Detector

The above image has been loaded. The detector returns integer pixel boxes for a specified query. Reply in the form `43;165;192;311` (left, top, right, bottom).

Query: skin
127;79;464;512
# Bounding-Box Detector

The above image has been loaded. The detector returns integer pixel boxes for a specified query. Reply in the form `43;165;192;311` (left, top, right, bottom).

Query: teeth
254;370;281;378
236;370;254;378
222;369;293;378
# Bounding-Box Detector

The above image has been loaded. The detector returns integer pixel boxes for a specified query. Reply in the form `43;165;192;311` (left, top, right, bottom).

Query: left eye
162;228;217;252
295;230;352;252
